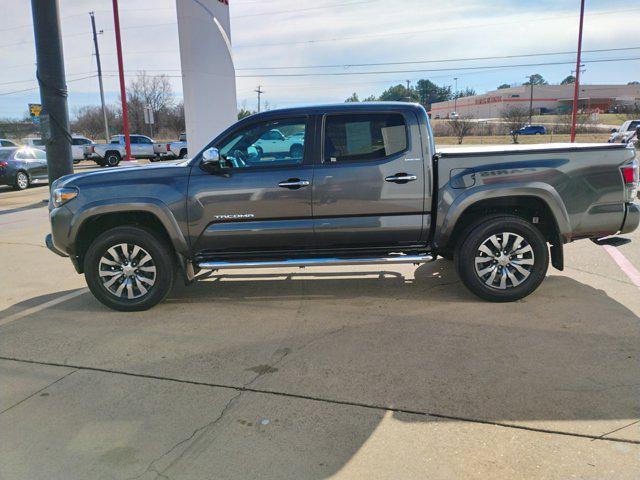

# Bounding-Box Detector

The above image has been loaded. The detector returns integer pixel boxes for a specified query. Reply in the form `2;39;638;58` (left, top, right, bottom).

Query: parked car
608;120;640;143
252;128;304;158
0;139;20;147
89;134;163;167
512;125;546;135
71;135;93;163
154;133;188;160
22;137;46;149
45;102;639;311
0;147;48;190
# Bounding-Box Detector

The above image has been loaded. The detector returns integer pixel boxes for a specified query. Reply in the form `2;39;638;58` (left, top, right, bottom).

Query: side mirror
202;147;220;165
611;128;618;133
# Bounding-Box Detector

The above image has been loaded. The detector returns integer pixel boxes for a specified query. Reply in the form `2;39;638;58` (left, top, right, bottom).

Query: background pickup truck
46;102;639;311
89;134;163;167
154;133;188;160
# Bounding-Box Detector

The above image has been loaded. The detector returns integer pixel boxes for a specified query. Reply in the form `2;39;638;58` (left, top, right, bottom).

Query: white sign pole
176;0;237;155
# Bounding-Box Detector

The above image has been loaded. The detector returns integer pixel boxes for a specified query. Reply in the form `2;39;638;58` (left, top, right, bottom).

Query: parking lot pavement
1;186;639;479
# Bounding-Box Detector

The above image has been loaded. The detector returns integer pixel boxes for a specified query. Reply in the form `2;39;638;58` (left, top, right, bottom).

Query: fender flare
69;197;190;256
434;182;572;249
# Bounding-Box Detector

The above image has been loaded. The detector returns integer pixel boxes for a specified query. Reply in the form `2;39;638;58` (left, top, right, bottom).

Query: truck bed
437;142;628;157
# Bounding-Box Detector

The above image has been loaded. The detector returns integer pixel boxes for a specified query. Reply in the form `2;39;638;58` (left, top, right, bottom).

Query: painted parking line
0;288;89;327
602;245;640;288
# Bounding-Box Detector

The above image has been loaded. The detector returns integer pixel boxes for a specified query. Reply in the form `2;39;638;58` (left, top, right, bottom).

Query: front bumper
45;233;68;257
621;203;640;234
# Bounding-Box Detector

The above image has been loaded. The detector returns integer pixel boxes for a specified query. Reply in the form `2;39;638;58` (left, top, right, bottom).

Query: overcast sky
1;0;638;119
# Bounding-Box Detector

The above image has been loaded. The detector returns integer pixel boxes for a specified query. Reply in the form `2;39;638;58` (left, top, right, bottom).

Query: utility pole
406;80;411;90
453;77;458;114
570;0;586;143
90;12;109;142
527;74;534;124
30;0;73;187
112;0;131;160
254;86;264;112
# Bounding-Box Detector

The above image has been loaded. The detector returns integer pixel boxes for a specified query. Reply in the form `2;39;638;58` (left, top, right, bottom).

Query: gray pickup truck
46;103;639;311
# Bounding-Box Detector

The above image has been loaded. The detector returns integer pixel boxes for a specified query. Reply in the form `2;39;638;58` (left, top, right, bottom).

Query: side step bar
197;254;435;270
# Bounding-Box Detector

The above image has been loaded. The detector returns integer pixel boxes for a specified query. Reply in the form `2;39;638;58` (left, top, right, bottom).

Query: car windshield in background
628;121;639;131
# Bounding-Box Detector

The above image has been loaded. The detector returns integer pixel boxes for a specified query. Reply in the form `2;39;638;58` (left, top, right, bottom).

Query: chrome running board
197;254;435;270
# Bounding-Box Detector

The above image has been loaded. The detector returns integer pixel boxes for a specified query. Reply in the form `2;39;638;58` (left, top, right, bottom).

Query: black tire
83;226;175;311
455;215;548;302
105;151;121;167
178;149;187;159
14;170;30;190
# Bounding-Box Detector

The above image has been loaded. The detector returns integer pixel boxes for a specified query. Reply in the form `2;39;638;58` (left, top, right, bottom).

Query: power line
235;46;640;71
0;75;97;96
232;56;640;78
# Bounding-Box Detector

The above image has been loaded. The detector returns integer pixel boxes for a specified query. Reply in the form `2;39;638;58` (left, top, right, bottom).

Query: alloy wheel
98;243;157;299
474;232;535;290
16;172;28;189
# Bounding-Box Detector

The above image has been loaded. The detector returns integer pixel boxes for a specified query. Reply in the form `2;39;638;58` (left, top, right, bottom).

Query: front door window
216;118;306;169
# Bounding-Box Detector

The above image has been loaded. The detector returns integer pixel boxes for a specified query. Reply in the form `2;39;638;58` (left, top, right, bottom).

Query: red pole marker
112;0;131;160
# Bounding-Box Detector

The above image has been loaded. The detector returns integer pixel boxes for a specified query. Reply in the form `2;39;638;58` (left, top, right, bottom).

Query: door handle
385;173;418;184
278;178;310;189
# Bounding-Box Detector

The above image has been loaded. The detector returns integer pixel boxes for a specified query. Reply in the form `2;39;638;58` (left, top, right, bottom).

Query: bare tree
71;105;119;141
500;106;529;143
447;117;475;144
125;71;175;134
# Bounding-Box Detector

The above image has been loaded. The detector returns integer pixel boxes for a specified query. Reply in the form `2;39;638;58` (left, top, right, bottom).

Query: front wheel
455;215;548;302
105;152;121;167
84;226;175;311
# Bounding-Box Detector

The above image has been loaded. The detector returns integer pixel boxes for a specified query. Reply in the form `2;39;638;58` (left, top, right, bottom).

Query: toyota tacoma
46;103;640;311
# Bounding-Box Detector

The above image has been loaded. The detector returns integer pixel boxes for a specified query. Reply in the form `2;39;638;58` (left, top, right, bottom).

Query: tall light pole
570;0;586;143
89;12;109;142
30;0;73;186
112;0;131;160
453;77;458;114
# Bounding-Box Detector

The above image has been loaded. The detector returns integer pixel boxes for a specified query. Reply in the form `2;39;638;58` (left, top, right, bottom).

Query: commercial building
430;84;640;119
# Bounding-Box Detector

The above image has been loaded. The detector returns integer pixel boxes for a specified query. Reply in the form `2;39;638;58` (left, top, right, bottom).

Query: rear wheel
14;171;29;190
105;152;121;167
455;215;548;302
84;226;175;311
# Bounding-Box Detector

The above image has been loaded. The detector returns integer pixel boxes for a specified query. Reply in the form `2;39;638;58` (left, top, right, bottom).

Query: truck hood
52;159;190;189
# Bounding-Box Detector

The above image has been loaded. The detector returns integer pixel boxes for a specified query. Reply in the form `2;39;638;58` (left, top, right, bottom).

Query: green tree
379;84;419;102
237;108;254;120
362;95;377;102
628;81;640;85
415;79;452;109
345;92;360;102
497;83;511;89
523;74;548;85
561;75;576;85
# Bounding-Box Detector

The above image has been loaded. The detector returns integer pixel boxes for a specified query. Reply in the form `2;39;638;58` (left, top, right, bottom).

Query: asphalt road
0;179;639;479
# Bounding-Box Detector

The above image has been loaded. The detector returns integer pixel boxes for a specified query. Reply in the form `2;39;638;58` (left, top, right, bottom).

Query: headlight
51;187;78;208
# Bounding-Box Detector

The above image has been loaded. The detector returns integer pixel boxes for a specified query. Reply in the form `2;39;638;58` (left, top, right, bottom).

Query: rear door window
324;113;408;163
